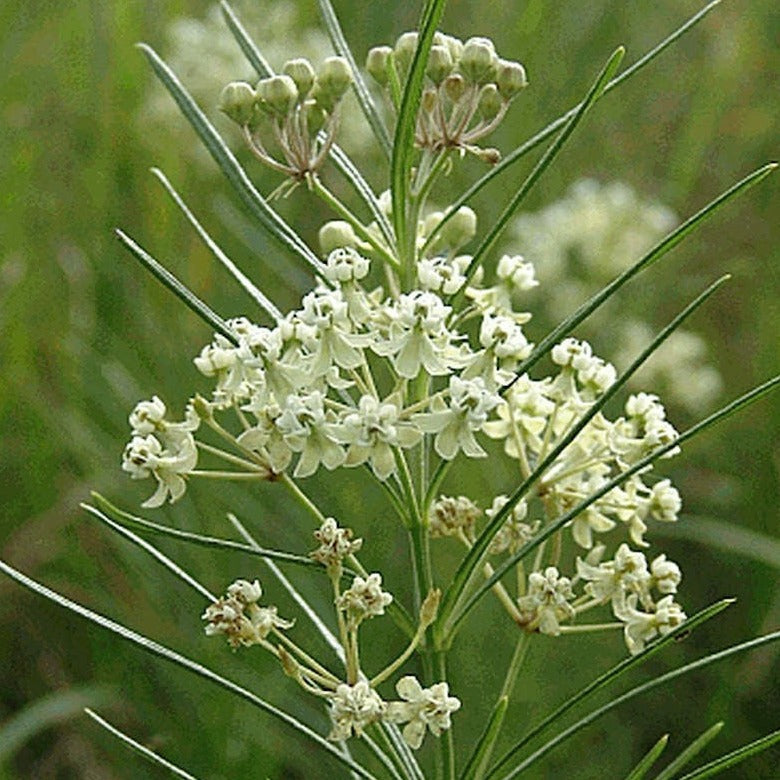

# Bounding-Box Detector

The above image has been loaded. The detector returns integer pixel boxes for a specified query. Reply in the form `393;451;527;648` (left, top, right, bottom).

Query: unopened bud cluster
367;32;527;159
219;55;353;178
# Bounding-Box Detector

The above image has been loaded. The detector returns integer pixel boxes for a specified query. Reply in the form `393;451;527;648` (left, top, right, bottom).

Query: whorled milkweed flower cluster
121;31;691;736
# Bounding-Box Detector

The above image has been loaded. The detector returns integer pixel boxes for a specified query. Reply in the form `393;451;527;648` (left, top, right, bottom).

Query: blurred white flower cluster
511;179;722;412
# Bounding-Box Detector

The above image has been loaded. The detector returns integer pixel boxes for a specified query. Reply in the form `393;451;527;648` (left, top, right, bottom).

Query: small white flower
576;543;650;605
414;376;500;460
429;495;481;539
649;479;681;522
337;572;393;629
323;246;370;283
386;676;461;750
328;681;385;741
310;518;363;571
650;554;682;595
613;593;686;655
485;495;537;554
517;567;575;635
128;396;167;435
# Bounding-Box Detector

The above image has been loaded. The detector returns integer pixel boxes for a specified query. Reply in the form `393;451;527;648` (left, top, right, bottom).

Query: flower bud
434;32;464;63
459;36;498;84
304;101;327;134
394;31;418;75
366;45;392;85
283;58;316;98
496;59;527;99
218;81;257;125
420;588;441;628
426;45;453;84
256;74;298;116
475;147;501;165
421;87;437;114
317;56;353;99
319;220;359;254
440;206;477;250
477;83;502;121
422;211;444;240
443;73;467;103
278;646;300;678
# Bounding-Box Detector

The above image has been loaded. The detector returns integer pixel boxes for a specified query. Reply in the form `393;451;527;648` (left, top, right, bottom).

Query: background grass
1;0;777;777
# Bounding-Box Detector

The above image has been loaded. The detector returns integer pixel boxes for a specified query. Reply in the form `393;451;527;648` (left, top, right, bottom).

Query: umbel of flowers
118;26;692;752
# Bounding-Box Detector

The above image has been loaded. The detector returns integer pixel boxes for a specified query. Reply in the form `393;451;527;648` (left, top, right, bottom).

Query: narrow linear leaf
486;600;734;779
84;709;199;780
317;0;392;159
460;696;509;780
219;1;273;77
0;687;110;764
0;560;378;780
219;2;395;247
422;0;724;254
677;729;780;780
82;503;216;602
391;0;448;262
452;46;625;306
451;374;780;635
151;167;281;320
513;163;775;379
115;229;237;345
495;631;780;780
138;43;323;275
656;515;780;570
623;734;670;780
441;274;731;633
90;494;319;571
653;722;724;780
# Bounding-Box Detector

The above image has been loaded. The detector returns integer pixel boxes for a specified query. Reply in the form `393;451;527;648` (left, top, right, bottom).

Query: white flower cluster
202;578;293;649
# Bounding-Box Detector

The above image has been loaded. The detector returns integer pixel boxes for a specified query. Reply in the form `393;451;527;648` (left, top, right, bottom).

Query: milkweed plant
2;1;778;778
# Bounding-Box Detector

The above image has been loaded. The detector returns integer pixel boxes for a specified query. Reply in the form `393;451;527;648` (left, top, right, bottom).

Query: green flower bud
421;87;437;114
394;31;419;75
256;74;298;116
317;56;353;99
283;58;315;98
475;147;501;165
496;58;527;99
426;45;453;84
459;36;498;84
218;81;257;125
440;206;477;250
366;45;392;85
420;588;441;629
434;32;464;63
443;73;467;103
304;101;327;135
477;83;502;121
319;220;359;254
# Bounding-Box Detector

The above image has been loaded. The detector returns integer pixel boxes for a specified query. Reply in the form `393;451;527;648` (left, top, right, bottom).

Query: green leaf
0;559;379;780
653;722;724;780
514;163;775;378
451;46;625;307
137;43;323;276
114;229;237;345
655;515;780;570
391;0;448;268
486;600;733;779
316;0;392;159
82;502;217;602
84;709;199;780
421;0;724;254
460;696;509;780
219;1;395;247
623;734;670;780
439;274;732;637
0;687;111;764
677;729;780;780
218;1;273;77
492;631;780;779
449;373;779;637
90;494;319;571
151;167;282;321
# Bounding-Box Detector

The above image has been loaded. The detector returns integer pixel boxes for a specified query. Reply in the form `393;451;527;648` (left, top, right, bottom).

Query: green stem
280;473;326;524
308;174;399;268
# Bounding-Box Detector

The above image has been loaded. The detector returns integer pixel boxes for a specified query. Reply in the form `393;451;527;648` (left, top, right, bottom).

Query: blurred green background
1;0;777;777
